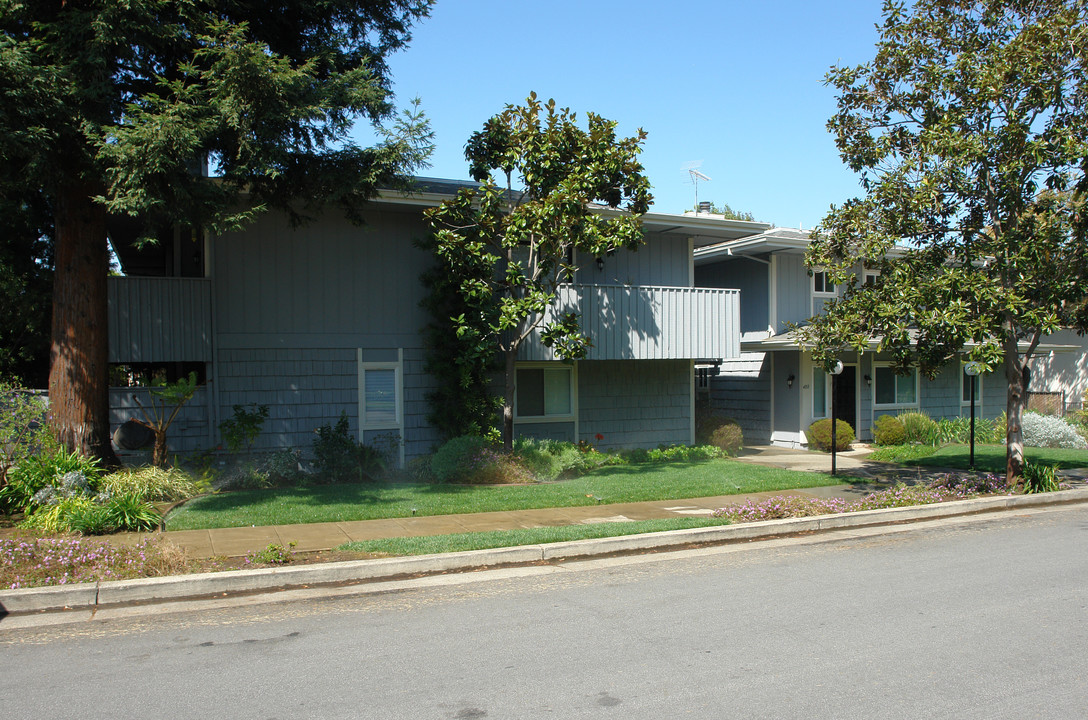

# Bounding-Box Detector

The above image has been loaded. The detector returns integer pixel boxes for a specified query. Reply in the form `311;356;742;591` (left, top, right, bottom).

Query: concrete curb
3;488;1087;615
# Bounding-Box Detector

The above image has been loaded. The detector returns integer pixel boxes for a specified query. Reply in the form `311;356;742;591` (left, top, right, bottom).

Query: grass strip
338;517;732;556
166;459;845;531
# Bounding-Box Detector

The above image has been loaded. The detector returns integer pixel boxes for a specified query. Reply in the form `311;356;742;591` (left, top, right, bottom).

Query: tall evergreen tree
0;0;434;462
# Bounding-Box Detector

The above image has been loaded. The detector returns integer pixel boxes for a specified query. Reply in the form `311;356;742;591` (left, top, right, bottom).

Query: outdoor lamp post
828;360;844;476
965;361;983;471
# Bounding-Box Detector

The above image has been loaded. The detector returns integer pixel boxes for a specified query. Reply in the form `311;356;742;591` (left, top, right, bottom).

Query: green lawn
339;517;733;557
873;443;1088;473
166;459;846;531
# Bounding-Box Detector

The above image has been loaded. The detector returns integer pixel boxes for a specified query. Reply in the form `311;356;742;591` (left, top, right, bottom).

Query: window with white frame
360;365;400;428
515;365;573;419
863;271;879;287
812;366;828;418
813;270;836;296
873;364;918;406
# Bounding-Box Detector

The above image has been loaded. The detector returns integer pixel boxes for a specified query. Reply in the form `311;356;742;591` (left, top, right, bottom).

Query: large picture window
873;365;918;406
516;366;573;419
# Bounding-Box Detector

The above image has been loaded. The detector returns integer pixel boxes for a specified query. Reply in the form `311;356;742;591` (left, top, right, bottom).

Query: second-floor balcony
518;284;740;362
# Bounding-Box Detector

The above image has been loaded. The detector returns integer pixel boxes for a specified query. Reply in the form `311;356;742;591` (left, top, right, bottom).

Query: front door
833;365;857;433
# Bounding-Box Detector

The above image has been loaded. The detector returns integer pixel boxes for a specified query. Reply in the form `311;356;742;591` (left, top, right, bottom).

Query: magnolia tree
426;94;652;450
800;0;1088;485
0;1;434;463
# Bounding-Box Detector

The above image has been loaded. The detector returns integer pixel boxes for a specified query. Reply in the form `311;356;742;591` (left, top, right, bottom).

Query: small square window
813;271;836;295
516;366;572;418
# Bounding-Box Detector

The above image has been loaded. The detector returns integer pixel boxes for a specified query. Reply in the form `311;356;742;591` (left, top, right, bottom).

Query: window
873;365;918;406
813;271;836;295
812;367;827;418
516;366;573;419
864;272;879;287
360;365;400;428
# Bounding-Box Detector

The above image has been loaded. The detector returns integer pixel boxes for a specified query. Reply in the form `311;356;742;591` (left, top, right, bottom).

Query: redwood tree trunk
48;180;118;466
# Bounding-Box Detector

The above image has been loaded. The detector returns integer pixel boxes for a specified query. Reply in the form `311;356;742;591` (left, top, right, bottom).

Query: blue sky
354;1;887;230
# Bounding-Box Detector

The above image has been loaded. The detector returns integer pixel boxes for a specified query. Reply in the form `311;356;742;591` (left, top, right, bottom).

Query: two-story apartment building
694;227;1083;447
106;179;766;462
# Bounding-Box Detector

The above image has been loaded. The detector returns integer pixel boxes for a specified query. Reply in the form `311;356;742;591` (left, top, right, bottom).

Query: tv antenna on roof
683;162;711;214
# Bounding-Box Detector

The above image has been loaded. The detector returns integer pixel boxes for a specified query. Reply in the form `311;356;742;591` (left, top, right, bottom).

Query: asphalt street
2;505;1086;719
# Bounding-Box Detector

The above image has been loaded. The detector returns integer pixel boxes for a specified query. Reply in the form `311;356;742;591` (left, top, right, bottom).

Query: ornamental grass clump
713;473;1010;523
1;535;189;589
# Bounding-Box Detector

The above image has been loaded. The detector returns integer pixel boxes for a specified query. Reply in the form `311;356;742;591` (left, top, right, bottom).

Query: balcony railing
518;284;739;361
108;276;212;363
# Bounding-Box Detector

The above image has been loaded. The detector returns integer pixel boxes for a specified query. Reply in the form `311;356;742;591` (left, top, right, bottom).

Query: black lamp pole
829;361;843;476
966;362;981;471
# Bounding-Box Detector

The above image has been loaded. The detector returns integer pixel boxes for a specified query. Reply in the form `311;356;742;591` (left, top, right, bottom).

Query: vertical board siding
519;284;739;361
775;254;810;330
108;277;212;362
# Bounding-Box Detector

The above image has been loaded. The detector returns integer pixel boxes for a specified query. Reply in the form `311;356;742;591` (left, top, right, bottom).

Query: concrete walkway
136;446;976;559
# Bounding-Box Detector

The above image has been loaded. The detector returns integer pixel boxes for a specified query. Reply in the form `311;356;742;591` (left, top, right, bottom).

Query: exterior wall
577;232;691;287
774;254;810;331
771;352;801;445
694;257;769;335
577;360;692;449
707;360;771;444
109;386;211;458
1029;330;1088;412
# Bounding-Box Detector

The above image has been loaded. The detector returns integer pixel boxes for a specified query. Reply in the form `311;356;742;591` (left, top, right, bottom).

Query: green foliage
1021;461;1061;494
800;0;1088;483
0;193;52;387
873;414;907;446
100;466;203;503
246;541;297;566
1;448;102;514
898;411;939;446
20;492;159;534
694;201;756;222
709;423;744;457
311;414;387;483
132;372;201;468
0;383;57;494
101;493;161;532
806;419;855;452
425;93;653;449
431;435;493;484
218;404;269;454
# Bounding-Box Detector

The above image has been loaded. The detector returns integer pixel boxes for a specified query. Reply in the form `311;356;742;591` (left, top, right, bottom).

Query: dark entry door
833;365;857;433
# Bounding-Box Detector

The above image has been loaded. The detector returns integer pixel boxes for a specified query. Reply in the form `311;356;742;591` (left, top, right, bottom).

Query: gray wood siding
519;284;740;361
109;386;210;456
576;232;690;287
577;360;692;448
709;360;771;444
775;254;810;331
695;257;769;335
108;277;212;362
213;208;432;347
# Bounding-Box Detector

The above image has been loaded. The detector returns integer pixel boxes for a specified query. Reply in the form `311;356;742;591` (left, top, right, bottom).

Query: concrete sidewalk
132;446;971;559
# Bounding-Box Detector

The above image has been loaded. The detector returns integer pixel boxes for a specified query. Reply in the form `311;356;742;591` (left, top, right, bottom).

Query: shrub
873;414;906;446
1021;461;1061;493
218;404;269;454
0;384;57;494
898;411;938;445
100;466;202;503
806;418;855;452
431;435;492;483
312;413;387;482
709;423;743;456
2;449;103;514
20;492;160;534
1021;411;1087;449
460;448;534;484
